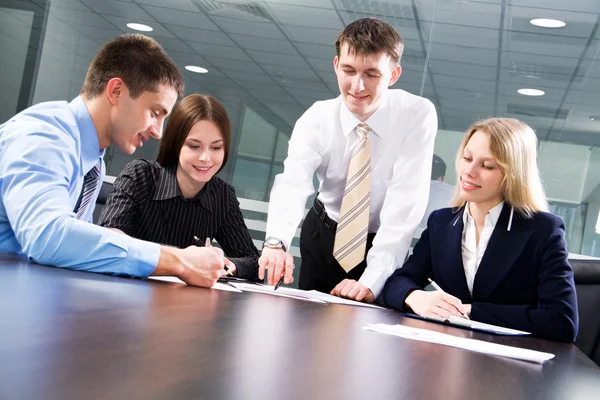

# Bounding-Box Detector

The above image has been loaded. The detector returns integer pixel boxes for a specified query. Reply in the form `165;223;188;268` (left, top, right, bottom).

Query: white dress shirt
461;201;504;295
266;89;438;297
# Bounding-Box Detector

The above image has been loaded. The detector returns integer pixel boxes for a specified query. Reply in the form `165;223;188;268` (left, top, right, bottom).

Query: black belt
312;197;337;233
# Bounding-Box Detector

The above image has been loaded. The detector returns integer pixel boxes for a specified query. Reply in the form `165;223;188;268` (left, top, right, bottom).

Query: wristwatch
263;236;287;252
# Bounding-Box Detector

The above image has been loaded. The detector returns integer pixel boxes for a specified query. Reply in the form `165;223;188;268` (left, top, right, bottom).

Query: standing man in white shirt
258;17;438;303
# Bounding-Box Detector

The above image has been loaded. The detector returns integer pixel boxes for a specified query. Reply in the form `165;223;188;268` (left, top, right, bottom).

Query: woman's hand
405;290;467;319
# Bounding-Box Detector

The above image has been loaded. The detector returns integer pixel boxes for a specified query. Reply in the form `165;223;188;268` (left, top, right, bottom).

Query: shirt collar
69;96;104;172
339;92;389;139
153;164;216;212
463;201;504;227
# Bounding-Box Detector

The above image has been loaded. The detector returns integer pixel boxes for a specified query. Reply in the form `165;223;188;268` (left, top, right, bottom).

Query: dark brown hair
157;94;231;173
335;17;404;65
81;34;184;99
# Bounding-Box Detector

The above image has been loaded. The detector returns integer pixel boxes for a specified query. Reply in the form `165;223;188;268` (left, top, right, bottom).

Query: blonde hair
450;118;548;218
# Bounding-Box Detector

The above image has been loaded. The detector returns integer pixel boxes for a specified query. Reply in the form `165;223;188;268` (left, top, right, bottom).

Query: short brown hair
450;118;548;218
335;18;404;64
81;34;184;99
157;94;231;173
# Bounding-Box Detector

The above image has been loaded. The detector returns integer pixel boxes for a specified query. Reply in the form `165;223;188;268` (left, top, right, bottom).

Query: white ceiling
15;0;600;144
5;0;600;199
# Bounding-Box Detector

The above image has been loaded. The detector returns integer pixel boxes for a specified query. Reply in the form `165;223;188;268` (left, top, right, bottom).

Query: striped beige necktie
333;123;371;272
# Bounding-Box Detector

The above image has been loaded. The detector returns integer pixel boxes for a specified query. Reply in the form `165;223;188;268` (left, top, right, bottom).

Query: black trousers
299;199;376;294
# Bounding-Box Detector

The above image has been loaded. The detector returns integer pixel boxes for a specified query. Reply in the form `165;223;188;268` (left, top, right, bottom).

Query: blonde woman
381;118;578;342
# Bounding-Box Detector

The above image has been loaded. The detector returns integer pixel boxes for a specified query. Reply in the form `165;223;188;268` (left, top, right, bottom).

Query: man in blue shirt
0;34;224;287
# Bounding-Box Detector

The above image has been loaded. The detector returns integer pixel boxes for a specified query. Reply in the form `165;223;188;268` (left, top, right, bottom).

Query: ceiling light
126;23;153;32
518;88;545;97
590;116;600;121
185;66;208;74
530;18;566;28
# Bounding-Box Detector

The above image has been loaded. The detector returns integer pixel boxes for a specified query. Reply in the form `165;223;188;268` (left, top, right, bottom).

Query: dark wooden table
1;254;599;400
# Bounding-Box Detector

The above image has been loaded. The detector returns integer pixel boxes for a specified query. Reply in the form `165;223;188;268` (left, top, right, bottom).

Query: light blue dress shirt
0;96;160;276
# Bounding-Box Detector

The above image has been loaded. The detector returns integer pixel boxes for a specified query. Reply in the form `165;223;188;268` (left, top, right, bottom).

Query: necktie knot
355;123;370;140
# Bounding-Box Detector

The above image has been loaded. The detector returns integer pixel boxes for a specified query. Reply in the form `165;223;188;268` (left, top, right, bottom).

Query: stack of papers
364;323;554;363
228;282;326;303
148;276;242;293
293;289;385;309
405;313;531;336
148;276;384;308
228;282;384;309
445;315;530;335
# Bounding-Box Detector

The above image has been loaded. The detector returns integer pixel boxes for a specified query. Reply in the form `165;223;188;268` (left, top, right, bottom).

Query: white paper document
407;313;530;336
364;323;554;364
148;276;242;293
446;315;530;335
298;290;385;309
228;283;384;307
228;282;326;303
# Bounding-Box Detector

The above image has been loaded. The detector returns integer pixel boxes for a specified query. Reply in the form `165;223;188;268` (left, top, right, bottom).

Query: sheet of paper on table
228;282;326;303
148;276;242;293
363;323;554;364
229;283;384;308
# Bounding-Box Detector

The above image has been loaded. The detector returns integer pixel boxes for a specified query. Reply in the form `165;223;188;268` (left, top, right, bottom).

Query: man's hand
330;279;375;303
404;290;466;319
155;245;224;288
258;247;294;286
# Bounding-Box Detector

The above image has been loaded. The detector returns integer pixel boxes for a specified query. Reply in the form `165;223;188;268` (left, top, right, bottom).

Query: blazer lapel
472;204;533;300
432;208;472;302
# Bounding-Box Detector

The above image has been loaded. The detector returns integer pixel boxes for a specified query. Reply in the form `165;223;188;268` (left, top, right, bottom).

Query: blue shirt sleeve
0;118;160;277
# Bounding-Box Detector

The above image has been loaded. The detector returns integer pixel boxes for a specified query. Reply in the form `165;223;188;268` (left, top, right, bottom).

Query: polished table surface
1;254;599;400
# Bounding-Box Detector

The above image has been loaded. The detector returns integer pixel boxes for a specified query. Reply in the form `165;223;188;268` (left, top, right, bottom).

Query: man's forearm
153;246;185;277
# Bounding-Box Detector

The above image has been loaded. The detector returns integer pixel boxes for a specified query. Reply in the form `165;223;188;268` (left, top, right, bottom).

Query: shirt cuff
358;266;390;298
265;227;295;254
228;257;259;281
120;237;160;278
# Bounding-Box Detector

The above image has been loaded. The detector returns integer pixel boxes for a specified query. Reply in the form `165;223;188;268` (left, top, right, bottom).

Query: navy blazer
381;204;579;342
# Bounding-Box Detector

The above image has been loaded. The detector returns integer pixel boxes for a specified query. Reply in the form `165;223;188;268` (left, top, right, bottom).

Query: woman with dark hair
99;94;259;279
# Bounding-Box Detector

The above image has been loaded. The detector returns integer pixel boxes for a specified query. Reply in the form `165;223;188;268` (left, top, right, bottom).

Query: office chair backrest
572;258;600;366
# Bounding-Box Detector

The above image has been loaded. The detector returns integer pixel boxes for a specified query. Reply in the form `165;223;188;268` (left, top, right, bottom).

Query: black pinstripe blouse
98;159;259;280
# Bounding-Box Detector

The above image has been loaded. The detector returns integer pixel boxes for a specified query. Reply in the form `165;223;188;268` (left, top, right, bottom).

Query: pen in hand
193;236;232;276
427;278;470;320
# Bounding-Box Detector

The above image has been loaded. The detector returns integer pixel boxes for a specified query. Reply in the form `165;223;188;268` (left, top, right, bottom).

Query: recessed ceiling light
126;23;153;32
185;65;208;74
530;18;566;28
590;116;600;121
518;88;545;97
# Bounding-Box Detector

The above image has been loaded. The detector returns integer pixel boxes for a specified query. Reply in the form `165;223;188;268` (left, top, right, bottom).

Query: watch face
266;237;280;246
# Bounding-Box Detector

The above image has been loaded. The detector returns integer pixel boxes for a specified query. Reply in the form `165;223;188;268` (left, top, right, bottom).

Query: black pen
274;261;294;290
274;274;284;290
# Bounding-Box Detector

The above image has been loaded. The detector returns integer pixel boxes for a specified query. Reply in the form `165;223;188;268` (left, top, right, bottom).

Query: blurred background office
4;0;600;279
